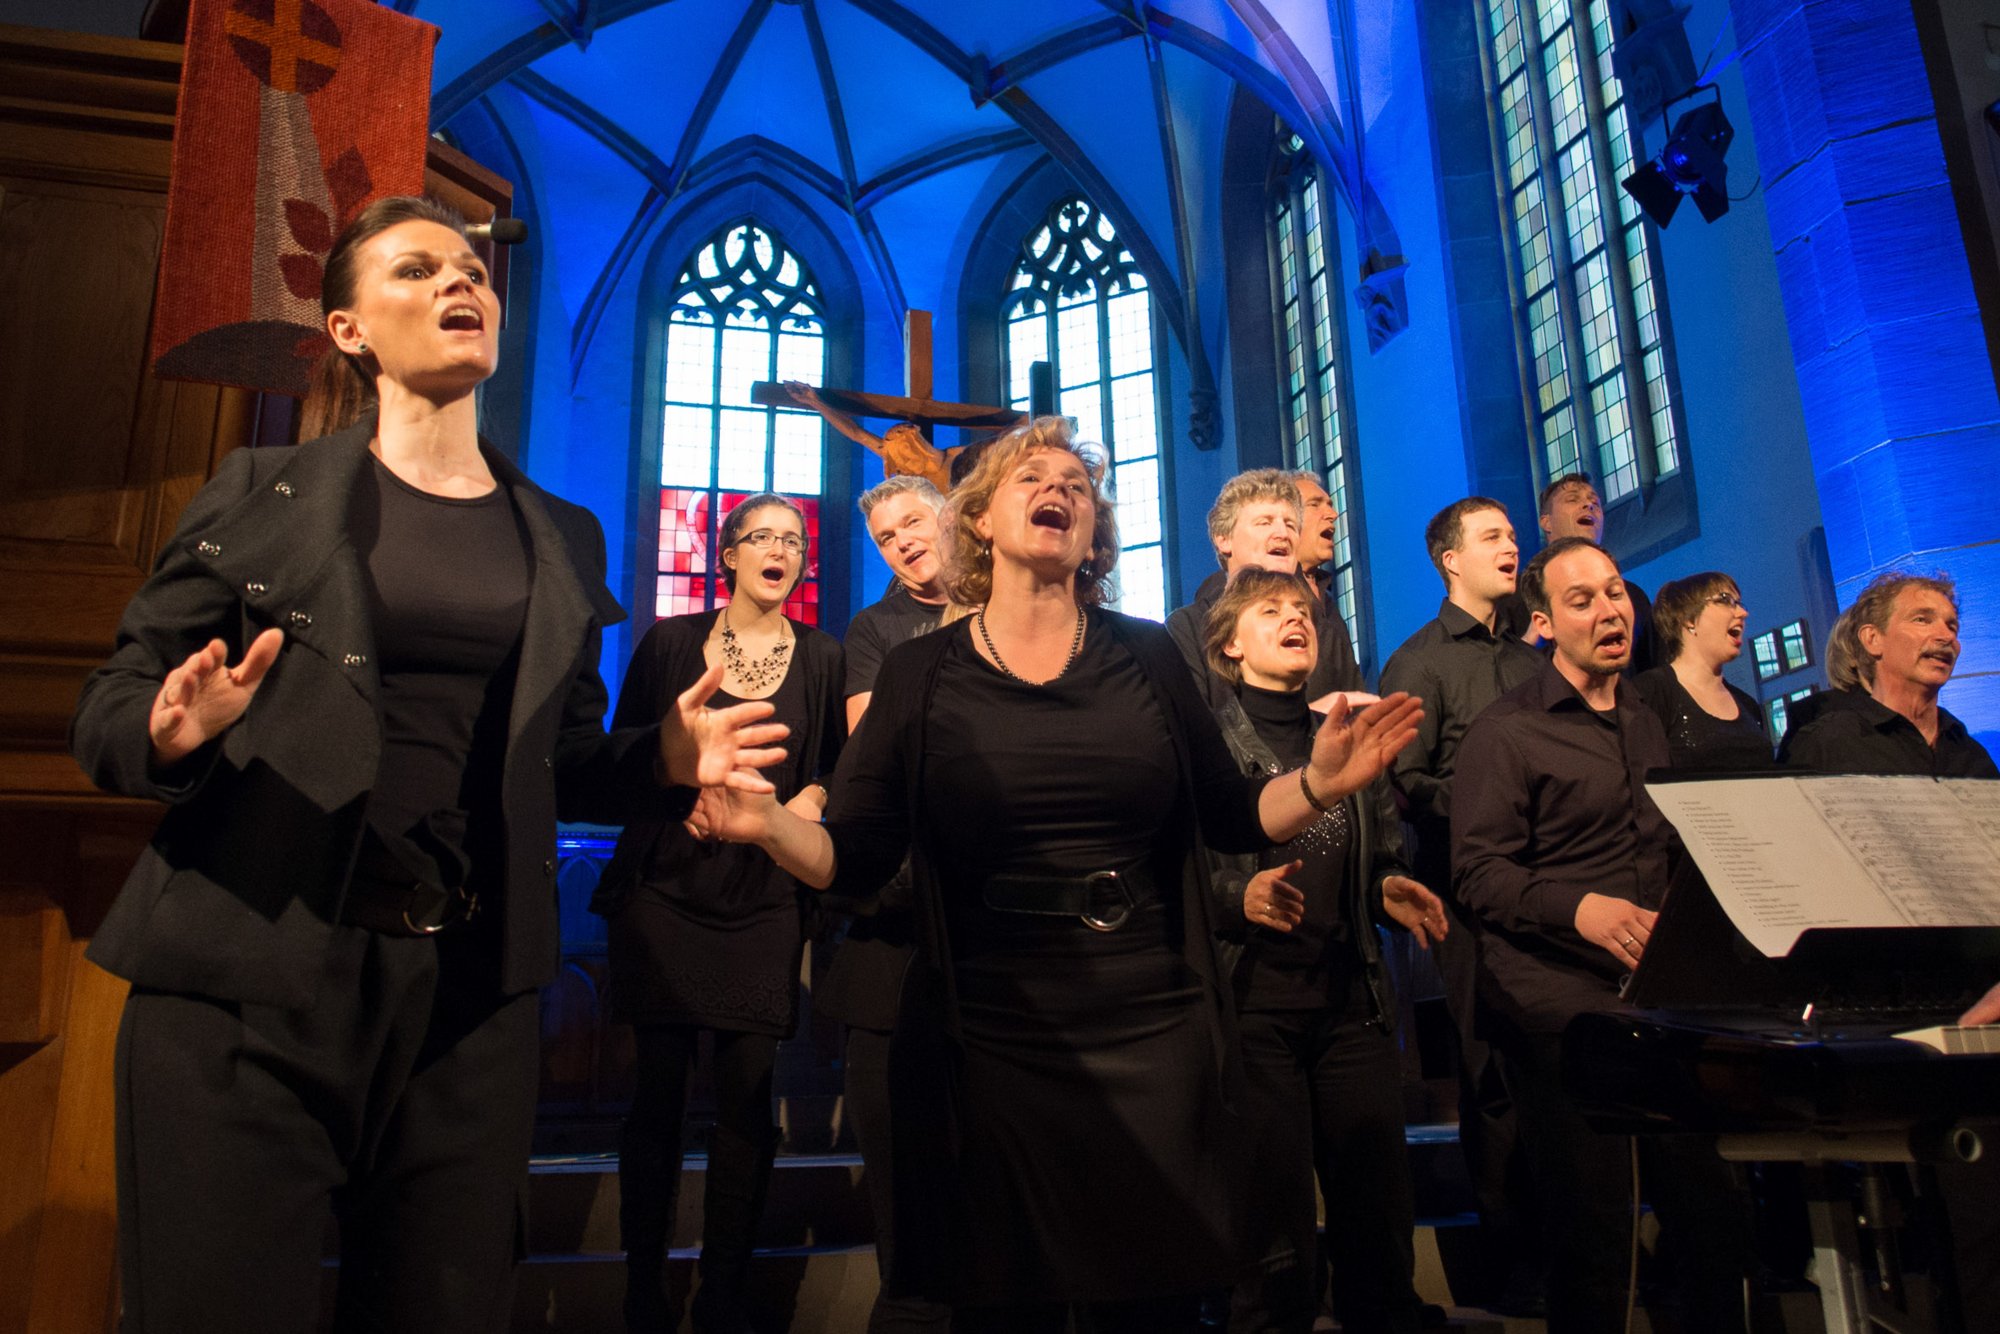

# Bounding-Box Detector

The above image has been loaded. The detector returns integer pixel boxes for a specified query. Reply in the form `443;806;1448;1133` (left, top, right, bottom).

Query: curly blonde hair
941;416;1120;608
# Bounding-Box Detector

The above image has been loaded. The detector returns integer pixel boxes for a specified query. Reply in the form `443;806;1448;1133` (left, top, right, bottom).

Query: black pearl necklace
977;605;1086;682
720;607;791;691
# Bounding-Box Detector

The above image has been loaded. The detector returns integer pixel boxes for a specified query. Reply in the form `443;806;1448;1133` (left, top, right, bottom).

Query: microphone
467;217;529;245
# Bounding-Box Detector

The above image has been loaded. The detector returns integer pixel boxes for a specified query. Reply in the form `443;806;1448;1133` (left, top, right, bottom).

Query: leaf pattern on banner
285;198;334;255
280;253;324;301
326;148;373;224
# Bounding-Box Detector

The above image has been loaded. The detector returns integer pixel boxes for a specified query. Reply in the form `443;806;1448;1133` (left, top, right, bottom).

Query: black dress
1634;666;1772;771
828;614;1264;1308
600;610;846;1033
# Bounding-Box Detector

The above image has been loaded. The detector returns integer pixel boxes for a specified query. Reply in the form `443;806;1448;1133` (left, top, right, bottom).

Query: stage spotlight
1622;100;1735;226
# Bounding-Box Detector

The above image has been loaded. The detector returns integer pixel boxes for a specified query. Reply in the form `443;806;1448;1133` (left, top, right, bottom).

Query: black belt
980;867;1150;932
339;868;479;936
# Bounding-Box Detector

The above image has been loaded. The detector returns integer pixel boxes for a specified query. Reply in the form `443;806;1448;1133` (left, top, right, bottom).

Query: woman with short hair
1201;567;1446;1334
1635;571;1772;770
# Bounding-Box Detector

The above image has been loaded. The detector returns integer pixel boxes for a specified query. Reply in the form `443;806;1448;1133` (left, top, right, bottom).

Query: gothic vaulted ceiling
397;0;1403;374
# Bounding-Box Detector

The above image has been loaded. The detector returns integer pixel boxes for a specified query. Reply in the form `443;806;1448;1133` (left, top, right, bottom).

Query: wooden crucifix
752;310;1042;494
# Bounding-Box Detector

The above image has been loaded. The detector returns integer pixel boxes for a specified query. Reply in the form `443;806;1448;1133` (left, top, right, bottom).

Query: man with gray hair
842;474;949;730
1166;468;1365;709
821;471;953;1332
1780;571;1995;776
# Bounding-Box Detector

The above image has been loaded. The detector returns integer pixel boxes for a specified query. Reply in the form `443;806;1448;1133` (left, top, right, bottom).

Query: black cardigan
590;607;846;916
820;608;1270;1292
69;418;687;1009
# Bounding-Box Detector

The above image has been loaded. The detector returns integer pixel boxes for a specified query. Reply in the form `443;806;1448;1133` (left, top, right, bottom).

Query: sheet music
1647;776;2000;956
1800;777;2000;927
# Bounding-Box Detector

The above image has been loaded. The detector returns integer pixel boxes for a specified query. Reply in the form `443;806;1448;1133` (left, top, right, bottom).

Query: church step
522;1123;1478;1255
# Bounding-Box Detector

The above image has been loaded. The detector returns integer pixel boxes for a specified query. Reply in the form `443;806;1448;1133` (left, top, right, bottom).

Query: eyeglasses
739;529;806;554
1707;593;1744;609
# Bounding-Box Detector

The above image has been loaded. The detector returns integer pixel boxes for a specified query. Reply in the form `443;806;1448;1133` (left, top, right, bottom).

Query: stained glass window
658;222;825;624
1001;196;1169;621
1481;0;1684;505
1272;128;1366;650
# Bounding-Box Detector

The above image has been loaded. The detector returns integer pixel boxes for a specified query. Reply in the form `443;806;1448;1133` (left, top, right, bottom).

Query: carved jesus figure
782;381;964;494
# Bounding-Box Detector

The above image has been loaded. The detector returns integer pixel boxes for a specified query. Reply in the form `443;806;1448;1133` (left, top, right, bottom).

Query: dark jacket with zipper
70;416;687;1010
1204;690;1411;1026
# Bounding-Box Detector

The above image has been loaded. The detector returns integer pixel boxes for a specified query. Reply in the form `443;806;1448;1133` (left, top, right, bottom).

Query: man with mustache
1167;469;1366;710
1780;572;1996;777
1778;572;1996;1333
1452;537;1752;1334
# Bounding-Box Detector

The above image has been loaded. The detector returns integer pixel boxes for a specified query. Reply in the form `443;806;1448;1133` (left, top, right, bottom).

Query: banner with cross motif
150;0;441;396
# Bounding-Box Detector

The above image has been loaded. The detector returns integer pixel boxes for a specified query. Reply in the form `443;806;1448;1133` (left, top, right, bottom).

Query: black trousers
619;1024;779;1333
1229;976;1422;1334
114;925;540;1334
1500;1031;1753;1334
1431;904;1537;1300
844;1026;952;1332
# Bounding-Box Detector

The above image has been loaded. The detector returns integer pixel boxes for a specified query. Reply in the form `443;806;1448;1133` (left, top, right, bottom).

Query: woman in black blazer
69;196;785;1334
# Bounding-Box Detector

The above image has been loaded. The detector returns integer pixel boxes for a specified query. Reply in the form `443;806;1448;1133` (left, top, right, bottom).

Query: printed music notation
1647;776;2000;956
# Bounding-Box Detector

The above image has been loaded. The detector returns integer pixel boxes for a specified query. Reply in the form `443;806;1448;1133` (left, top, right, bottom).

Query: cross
224;0;344;95
752;310;1049;491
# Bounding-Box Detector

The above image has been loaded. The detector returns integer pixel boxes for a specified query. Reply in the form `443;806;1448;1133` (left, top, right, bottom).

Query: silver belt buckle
1079;870;1135;933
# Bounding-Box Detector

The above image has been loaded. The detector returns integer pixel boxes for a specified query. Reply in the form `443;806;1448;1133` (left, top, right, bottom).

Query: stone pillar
1730;0;2000;735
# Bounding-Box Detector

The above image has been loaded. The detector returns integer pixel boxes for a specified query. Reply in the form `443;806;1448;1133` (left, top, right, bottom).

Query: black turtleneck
1237;680;1355;1010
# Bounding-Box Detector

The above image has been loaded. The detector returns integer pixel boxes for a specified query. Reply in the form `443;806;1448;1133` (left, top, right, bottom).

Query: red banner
151;0;440;395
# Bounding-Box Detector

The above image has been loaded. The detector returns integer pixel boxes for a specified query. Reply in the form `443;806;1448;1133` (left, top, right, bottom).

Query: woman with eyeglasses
1634;572;1772;770
593;492;845;1333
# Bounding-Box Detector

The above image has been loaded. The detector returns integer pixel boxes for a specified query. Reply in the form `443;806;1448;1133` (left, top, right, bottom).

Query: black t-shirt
353;457;530;890
1235;683;1354;1011
843;580;946;698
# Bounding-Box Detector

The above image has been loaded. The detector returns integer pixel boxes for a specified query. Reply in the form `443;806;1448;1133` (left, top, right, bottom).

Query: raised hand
1574;892;1657;969
148;628;285;765
1244;860;1306;933
1305;691;1424;802
660;661;790;791
1380;874;1449;950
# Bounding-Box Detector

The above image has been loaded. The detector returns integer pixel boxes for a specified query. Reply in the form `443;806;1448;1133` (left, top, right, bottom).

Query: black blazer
70;417;688;1010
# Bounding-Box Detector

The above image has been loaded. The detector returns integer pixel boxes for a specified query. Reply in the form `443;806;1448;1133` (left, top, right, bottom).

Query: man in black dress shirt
824;473;951;1331
1379;497;1545;1309
1453;536;1749;1333
1781;572;1998;778
1167;469;1365;708
1779;571;1997;1333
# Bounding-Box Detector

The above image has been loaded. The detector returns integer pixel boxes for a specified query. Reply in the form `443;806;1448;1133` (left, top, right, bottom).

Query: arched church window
1271;128;1365;649
656;221;826;625
1001;196;1169;622
1482;0;1685;505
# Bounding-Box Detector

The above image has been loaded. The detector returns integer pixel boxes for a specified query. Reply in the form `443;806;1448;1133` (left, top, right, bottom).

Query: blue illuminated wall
1728;0;2000;741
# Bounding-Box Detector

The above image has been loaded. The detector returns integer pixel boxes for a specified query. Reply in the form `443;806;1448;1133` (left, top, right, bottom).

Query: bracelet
1298;767;1334;816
